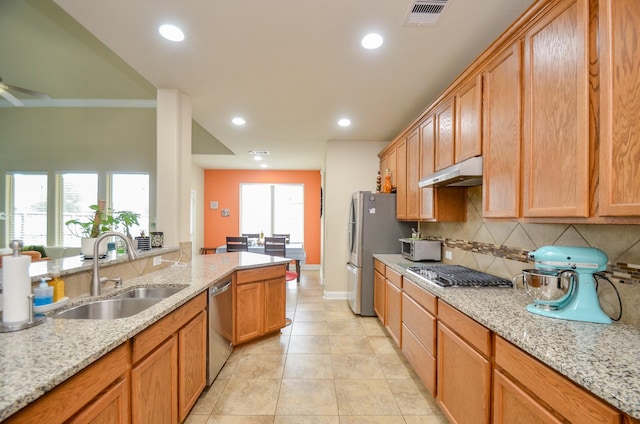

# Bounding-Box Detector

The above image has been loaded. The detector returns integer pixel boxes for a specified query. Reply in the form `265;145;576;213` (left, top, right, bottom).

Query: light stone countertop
0;252;290;421
374;254;640;419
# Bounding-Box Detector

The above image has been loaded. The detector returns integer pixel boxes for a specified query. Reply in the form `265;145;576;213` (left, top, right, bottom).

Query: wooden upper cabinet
599;0;640;216
435;97;455;171
522;0;590;217
482;43;523;218
406;128;420;220
420;116;436;221
396;138;407;219
455;74;483;163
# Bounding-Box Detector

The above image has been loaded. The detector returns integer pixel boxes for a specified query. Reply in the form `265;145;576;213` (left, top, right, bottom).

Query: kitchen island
0;252;290;421
374;254;640;420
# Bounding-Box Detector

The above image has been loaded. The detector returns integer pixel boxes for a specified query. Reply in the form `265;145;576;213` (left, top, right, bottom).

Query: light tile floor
185;269;450;424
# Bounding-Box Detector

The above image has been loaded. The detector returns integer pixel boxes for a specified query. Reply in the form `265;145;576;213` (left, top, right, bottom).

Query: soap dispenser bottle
48;269;65;302
33;278;53;306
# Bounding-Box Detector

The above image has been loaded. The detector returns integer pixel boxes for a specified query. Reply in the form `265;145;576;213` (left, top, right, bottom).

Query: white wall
323;140;388;298
190;164;205;257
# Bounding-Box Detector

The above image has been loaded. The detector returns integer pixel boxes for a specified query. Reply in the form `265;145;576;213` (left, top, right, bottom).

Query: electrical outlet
445;250;452;260
153;256;162;266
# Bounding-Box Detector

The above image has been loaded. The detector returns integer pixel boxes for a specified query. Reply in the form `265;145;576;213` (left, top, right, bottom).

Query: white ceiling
50;0;534;171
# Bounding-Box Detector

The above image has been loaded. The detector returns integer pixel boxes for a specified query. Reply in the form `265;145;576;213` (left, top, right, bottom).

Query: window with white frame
109;173;149;238
5;173;48;246
4;172;149;247
59;173;98;247
240;183;304;242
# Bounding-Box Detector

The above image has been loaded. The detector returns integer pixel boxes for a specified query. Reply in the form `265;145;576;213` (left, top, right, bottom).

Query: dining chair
226;236;249;252
272;233;290;244
264;237;298;281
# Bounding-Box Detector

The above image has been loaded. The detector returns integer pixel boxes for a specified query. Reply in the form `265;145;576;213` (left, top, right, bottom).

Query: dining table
215;242;306;282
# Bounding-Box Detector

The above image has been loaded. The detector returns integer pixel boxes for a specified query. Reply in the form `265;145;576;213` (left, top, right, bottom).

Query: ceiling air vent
403;0;449;25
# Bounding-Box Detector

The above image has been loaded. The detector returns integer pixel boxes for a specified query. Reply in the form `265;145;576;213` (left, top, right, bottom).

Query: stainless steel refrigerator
346;191;412;316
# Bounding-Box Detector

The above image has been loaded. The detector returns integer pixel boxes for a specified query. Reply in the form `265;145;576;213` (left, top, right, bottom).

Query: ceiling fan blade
0;88;25;107
4;83;50;100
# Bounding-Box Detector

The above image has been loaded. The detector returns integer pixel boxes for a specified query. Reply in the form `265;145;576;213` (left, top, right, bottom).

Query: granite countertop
0;252;290;421
374;254;640;419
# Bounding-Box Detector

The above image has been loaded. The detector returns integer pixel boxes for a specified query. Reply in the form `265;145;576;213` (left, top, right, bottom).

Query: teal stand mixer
517;246;612;324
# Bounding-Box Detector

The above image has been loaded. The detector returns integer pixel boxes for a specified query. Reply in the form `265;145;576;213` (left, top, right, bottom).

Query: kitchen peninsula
0;252;290;422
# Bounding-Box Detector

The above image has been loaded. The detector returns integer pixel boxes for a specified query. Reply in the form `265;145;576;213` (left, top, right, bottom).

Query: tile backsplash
418;186;640;327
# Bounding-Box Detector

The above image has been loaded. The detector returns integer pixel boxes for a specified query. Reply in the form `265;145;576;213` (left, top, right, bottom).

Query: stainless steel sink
53;298;162;320
113;286;185;299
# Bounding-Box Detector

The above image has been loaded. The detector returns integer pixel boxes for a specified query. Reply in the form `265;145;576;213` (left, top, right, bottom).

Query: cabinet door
396;138;407;219
406;128;421;220
493;369;563;424
435;97;455;171
385;281;402;348
235;282;265;344
68;378;130;424
178;310;207;422
419;115;436;221
455;74;483;163
483;43;523;218
264;277;286;333
373;268;386;324
437;322;491;424
131;335;178;424
599;0;640;216
522;0;590;217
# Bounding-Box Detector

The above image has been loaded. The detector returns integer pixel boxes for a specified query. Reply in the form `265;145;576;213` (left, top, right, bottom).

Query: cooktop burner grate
406;264;512;288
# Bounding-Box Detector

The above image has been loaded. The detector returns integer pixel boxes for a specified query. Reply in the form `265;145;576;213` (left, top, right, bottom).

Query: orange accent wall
203;169;321;264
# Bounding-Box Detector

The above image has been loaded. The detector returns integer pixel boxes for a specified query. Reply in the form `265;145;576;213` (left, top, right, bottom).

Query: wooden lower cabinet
68;377;130;424
234;265;287;345
178;310;207;422
5;343;131;424
402;322;436;396
437;316;491;424
493;369;563;424
373;260;386;324
131;293;208;424
495;336;620;424
132;335;179;424
384;268;403;348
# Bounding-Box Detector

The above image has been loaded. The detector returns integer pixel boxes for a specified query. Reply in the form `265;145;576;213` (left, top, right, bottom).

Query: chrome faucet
91;231;138;296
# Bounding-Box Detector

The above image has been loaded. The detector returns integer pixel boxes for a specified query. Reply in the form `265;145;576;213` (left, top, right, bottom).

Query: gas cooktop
406;264;512;288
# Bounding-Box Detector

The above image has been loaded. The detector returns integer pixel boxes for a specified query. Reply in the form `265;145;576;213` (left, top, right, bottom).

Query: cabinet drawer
495;336;620;424
403;278;437;315
133;293;207;363
236;265;285;284
385;267;402;289
402;292;436;355
438;300;491;357
374;259;385;275
402;323;436;397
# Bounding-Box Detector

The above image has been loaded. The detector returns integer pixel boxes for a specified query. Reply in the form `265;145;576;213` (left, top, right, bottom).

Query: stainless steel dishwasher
207;278;233;385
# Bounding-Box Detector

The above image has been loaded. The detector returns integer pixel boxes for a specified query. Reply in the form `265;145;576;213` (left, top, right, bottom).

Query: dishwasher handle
209;281;231;297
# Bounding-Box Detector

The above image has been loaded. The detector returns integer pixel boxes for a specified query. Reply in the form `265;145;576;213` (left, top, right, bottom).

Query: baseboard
323;290;348;300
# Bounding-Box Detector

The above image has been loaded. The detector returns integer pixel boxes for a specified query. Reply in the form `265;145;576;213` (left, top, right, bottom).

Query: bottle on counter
33;278;53;306
48;270;65;303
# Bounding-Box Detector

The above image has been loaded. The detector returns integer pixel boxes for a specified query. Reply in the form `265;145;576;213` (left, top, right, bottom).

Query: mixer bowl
521;269;575;305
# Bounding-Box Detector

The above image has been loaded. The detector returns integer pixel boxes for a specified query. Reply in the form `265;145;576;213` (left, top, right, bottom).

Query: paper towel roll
2;255;31;323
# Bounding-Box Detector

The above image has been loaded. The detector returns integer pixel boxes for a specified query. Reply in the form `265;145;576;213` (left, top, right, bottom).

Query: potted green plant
114;210;141;240
65;204;117;258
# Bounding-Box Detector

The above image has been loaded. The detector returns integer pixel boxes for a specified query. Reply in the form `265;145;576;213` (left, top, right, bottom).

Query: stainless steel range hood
419;156;483;188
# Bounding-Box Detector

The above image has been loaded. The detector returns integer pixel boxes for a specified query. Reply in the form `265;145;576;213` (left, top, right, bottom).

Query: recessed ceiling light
260;163;268;169
159;24;185;42
338;118;351;127
361;33;383;49
232;117;246;125
253;155;263;161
